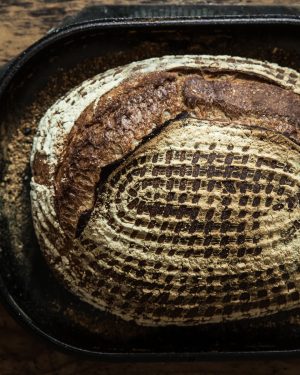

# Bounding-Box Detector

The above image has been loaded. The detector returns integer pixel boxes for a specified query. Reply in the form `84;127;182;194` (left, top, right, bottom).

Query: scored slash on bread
30;55;300;326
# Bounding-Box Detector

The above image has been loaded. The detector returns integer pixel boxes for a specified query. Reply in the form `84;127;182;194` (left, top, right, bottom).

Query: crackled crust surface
31;55;300;325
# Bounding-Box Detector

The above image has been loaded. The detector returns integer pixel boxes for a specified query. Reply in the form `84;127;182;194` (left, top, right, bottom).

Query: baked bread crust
31;55;300;325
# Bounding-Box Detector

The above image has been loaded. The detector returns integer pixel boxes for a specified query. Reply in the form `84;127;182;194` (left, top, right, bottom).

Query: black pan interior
0;21;300;358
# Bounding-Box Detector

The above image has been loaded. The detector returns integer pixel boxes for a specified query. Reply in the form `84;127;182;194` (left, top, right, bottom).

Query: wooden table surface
1;1;300;374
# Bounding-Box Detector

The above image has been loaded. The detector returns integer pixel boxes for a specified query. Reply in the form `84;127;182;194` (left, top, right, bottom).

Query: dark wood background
1;1;300;374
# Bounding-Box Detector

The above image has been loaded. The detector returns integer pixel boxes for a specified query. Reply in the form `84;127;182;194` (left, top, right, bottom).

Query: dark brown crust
54;72;184;237
184;75;300;126
36;70;300;239
31;153;50;186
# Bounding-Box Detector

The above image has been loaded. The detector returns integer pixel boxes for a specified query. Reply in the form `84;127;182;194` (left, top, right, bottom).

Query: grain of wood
1;0;300;374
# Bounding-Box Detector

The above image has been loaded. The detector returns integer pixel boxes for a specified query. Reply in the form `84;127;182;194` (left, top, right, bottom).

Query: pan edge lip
2;275;300;361
1;13;300;96
1;13;300;360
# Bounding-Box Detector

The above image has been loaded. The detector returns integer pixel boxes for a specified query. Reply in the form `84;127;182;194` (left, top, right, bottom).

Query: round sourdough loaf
30;55;300;326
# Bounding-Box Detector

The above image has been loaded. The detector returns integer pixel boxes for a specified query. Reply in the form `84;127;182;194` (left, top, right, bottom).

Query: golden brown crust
30;56;300;326
51;70;300;239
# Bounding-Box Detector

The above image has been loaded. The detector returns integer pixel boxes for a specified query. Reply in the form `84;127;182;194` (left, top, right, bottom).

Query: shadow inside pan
0;21;300;358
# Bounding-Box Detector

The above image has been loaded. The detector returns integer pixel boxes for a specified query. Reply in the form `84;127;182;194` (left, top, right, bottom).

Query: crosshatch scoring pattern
76;120;300;325
31;55;300;325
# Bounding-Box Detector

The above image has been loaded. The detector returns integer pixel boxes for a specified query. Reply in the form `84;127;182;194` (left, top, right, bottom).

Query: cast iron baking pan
0;5;300;361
